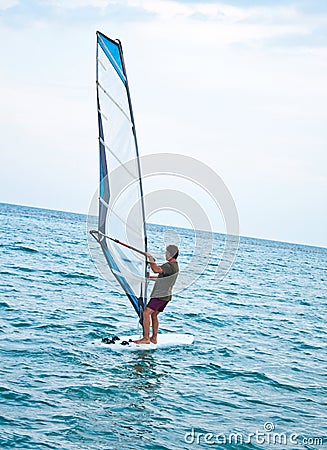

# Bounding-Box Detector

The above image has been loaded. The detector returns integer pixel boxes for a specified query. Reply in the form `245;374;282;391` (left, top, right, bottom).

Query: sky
0;0;326;247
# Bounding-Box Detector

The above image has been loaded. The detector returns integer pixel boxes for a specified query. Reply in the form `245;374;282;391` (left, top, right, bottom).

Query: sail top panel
97;31;126;85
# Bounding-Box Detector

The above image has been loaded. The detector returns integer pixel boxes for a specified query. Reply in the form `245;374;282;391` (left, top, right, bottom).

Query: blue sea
0;203;326;450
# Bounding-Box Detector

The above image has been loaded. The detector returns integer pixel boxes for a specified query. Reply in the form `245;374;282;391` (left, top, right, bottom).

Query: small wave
270;262;287;268
191;363;303;392
8;266;99;281
13;266;35;273
11;245;39;254
48;384;120;401
0;386;33;405
0;301;10;308
217;347;234;357
222;290;239;296
55;271;98;281
294;342;323;351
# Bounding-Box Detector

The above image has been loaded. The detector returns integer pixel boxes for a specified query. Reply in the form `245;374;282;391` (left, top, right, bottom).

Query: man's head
166;244;179;260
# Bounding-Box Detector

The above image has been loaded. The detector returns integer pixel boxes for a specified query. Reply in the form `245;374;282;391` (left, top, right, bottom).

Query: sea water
0;203;326;450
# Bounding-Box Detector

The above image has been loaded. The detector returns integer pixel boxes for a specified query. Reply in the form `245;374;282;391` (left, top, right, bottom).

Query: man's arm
146;252;163;274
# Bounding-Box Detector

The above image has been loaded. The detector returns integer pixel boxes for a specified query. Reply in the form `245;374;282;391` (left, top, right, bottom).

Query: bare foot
150;336;157;344
133;338;151;344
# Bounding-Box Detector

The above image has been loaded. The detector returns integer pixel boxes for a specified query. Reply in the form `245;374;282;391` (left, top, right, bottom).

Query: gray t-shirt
150;261;179;302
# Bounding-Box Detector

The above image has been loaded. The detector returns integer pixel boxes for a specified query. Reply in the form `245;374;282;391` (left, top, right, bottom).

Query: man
134;244;179;344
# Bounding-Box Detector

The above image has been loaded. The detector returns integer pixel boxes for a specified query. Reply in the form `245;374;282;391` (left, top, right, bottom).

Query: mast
116;39;148;316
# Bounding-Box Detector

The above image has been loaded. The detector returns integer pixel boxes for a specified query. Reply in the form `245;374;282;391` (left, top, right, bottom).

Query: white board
90;333;194;351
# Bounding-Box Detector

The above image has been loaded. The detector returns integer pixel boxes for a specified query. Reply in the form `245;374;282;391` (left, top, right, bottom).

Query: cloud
128;0;240;21
0;0;19;10
3;1;326;52
47;0;115;8
39;0;326;50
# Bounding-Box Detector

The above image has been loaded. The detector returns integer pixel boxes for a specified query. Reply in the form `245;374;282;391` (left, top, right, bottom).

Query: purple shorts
146;297;169;312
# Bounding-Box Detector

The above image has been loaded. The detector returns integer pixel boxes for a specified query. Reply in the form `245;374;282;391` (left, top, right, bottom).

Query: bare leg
150;311;159;344
134;307;152;344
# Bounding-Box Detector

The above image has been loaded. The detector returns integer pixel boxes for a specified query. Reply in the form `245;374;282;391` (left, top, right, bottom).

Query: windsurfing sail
91;31;148;322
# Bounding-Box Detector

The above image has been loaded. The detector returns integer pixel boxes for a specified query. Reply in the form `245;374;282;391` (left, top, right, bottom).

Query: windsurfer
134;245;179;344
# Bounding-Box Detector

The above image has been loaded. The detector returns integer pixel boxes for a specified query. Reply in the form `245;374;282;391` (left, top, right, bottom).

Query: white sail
92;31;147;320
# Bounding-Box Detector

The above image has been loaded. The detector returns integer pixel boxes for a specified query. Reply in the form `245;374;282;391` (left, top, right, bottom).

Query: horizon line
1;201;326;251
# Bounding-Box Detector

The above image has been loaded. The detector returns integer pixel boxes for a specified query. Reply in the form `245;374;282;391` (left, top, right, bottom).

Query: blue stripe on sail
98;34;126;85
102;244;140;315
99;130;107;199
97;91;110;211
99;140;105;199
